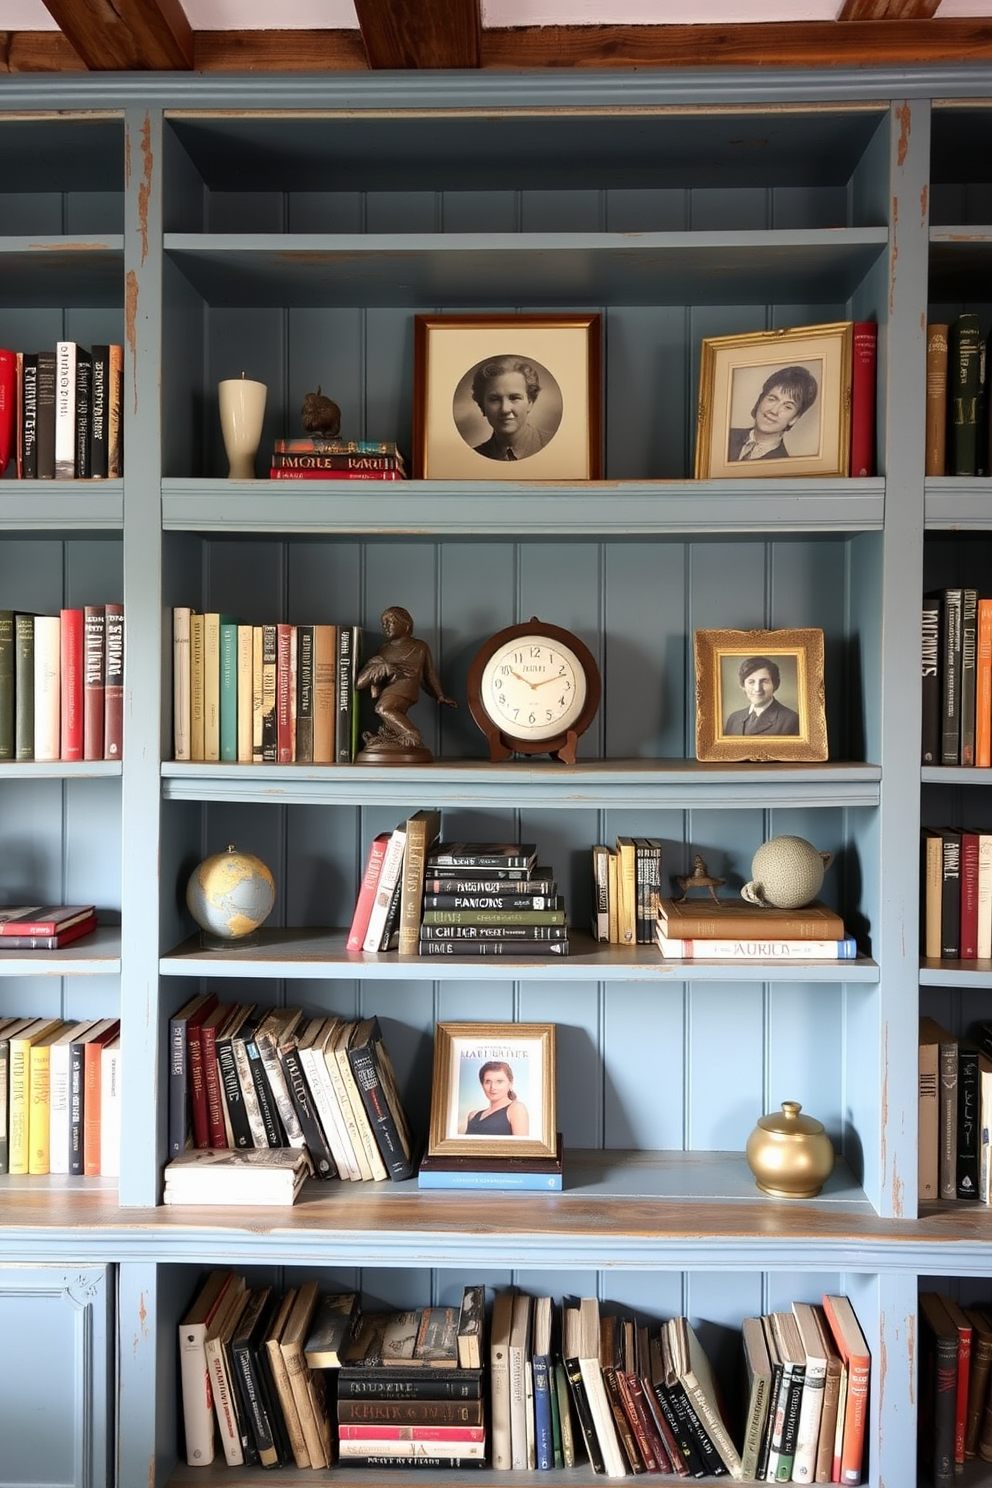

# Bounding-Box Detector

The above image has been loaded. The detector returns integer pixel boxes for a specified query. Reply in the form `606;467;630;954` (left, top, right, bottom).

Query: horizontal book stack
921;587;992;769
0;903;97;950
418;841;569;959
655;895;854;962
0;1012;120;1178
0;604;124;762
918;1016;992;1206
0;341;123;481
171;609;362;764
269;436;407;481
166;1000;415;1186
591;837;663;945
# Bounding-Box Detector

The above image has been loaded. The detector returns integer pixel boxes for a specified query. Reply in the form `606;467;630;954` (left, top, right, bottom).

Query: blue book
417;1168;563;1192
531;1297;555;1470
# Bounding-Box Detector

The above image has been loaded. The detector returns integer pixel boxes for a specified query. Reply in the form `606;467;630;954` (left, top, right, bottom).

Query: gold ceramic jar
744;1100;835;1198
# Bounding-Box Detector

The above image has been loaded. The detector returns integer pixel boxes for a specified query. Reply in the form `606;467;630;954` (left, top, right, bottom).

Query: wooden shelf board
0;483;124;530
0;239;124;308
0;924;120;975
924;478;992;529
920;957;992;986
165;230;886;309
163;479;885;535
0;760;122;779
160;758;881;811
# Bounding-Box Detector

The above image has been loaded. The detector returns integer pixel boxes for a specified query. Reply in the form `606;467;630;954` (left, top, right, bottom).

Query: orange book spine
976;599;992;769
82;1039;104;1175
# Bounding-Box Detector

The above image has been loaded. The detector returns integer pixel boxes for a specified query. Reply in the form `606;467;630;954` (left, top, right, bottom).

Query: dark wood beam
838;0;940;18
193;29;367;73
0;30;85;71
353;0;481;69
480;20;992;70
40;0;193;70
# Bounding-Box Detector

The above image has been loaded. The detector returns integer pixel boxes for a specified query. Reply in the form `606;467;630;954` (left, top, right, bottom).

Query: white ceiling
1;0;990;32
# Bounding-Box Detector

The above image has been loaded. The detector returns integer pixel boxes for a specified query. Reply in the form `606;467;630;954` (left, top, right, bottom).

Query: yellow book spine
28;1043;52;1174
8;1039;32;1174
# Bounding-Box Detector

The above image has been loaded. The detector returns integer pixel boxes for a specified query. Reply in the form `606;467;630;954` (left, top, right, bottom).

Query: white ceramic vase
218;376;266;479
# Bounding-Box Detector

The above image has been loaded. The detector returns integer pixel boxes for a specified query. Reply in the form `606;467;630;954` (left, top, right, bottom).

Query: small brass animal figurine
672;854;726;904
301;386;341;439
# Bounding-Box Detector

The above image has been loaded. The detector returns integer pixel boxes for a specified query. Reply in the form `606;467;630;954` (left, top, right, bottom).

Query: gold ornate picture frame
694;627;828;763
695;322;853;480
427;1021;557;1160
413;313;602;481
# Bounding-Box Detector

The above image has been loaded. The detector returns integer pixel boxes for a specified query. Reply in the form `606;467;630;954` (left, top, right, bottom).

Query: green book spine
949;313;982;476
0;610;13;758
14;613;34;760
220;620;239;762
420;907;567;926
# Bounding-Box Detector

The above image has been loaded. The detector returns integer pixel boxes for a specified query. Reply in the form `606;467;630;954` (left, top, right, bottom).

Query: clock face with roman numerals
467;618;601;762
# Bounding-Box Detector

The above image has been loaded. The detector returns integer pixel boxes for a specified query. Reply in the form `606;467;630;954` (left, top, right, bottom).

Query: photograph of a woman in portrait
454;354;564;463
727;362;821;463
720;652;803;738
458;1057;530;1138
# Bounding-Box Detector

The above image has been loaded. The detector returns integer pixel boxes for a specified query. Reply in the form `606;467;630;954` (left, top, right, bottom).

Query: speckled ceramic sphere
185;844;275;941
741;835;833;910
745;1100;836;1198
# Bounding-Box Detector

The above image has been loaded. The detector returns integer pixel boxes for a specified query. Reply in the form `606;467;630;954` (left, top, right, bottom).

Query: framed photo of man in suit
695;322;853;480
694;627;828;762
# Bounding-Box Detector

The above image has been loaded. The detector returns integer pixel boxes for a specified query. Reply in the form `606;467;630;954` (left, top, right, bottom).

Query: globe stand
198;928;261;951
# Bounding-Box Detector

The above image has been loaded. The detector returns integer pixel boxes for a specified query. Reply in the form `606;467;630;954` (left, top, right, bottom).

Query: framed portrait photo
412;313;602;481
694;322;853;480
427;1021;557;1160
694;627;828;763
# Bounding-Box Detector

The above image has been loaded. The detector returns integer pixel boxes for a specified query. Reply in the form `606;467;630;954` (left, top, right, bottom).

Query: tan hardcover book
106;343;123;477
202;612;222;762
810;1303;843;1484
304;1016;362;1181
792;1300;829;1484
304;1290;361;1369
509;1291;532;1468
173;607;191;761
205;1275;249;1467
263;1286;310;1468
919;1018;940;1203
740;1315;773;1482
9;1017;64;1174
926;322;949;477
397;806;442;955
922;828;943;960
280;1279;333;1469
490;1288;516;1471
457;1283;485;1370
591;843;611;941
190;611;205;762
607;847;619;943
615;835;637;944
670;1313;743;1479
966;1308;992;1459
332;1019;387;1181
571;1296;627;1477
658;895;846;941
26;1020;70;1175
312;622;337;763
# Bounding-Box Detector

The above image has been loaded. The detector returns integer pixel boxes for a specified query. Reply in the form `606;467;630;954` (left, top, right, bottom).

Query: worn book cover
658;896;845;941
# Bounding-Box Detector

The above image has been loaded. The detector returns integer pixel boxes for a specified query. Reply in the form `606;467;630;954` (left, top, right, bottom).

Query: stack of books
418;1133;564;1192
655;895;855;962
167;1000;415;1184
0;605;124;763
0;903;98;949
172;609;361;764
0;1013;120;1177
591;837;663;944
418;842;569;959
269;437;406;481
164;1146;313;1206
334;1288;486;1471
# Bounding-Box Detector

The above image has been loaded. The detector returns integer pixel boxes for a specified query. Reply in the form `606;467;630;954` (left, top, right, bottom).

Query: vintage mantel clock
467;618;601;764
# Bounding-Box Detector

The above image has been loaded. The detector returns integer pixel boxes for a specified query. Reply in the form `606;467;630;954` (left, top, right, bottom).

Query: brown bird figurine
301;386;342;439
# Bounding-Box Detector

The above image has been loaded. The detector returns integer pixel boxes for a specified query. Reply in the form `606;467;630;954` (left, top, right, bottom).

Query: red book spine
0;348;15;475
960;830;980;961
347;832;391;952
201;1016;230;1149
276;622;295;763
850;321;877;478
103;602;123;759
269;468;406;480
186;1018;211;1149
83;604;106;760
59;607;84;761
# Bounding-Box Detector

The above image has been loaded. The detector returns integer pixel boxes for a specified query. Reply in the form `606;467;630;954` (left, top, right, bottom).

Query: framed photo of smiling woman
413;313;602;480
427;1021;557;1160
695;322;853;480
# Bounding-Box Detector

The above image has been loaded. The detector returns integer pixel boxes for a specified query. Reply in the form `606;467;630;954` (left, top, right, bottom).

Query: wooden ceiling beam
193;29;368;73
0;30;85;72
480;19;992;69
39;0;193;71
353;0;482;69
838;0;940;18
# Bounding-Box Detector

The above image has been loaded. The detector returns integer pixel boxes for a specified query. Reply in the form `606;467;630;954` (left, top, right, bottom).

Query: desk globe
186;845;275;948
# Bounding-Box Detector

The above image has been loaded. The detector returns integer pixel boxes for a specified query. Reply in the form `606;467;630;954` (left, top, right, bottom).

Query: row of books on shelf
0;1009;119;1177
178;1277;872;1483
348;823;571;959
921;825;992;962
166;997;415;1189
919;1289;992;1488
925;316;992;478
921;587;992;768
590;838;662;945
269;436;407;481
918;1016;992;1205
0;342;123;480
0;604;123;762
172;609;361;764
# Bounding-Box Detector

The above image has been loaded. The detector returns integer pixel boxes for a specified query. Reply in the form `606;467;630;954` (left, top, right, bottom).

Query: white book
99;1035;122;1178
362;824;407;952
173;607;191;761
204;1277;248;1467
978;832;992;959
178;1269;236;1465
33;614;61;761
791;1301;828;1483
299;1017;361;1182
49;1019;97;1174
54;339;78;479
979;1051;992;1203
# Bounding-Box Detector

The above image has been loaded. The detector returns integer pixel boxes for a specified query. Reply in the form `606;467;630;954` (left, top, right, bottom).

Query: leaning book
163;1147;313;1206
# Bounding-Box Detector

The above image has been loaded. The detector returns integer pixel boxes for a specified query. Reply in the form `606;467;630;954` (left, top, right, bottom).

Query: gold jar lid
745;1100;835;1198
755;1100;825;1137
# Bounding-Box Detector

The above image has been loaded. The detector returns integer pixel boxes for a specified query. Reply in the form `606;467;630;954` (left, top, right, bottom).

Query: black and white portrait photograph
720;652;802;737
726;362;821;464
454;353;563;463
694;627;829;763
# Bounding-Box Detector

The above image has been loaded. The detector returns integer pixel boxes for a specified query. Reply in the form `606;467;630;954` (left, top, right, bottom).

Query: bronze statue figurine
355;606;457;764
672;854;726;904
301;386;341;440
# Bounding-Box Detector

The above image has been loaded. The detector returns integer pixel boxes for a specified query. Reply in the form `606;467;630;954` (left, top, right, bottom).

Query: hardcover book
658;896;845;941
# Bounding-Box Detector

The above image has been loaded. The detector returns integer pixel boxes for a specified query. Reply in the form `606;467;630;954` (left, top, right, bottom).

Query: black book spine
14;613;33;760
231;1294;284;1468
20;354;38;479
336;1373;482;1400
347;1034;413;1182
675;1384;728;1478
562;1357;606;1474
89;345;109;479
295;623;314;763
68;1039;86;1175
922;594;942;765
215;1030;254;1150
957;1043;981;1200
942;588;963;765
261;623;277;763
941;829;962;959
649;1379;706;1478
776;1362;806;1478
35;350;56;479
949;314;982;476
961;587;979;766
243;1038;285;1147
335;623;356;763
756;1356;783;1483
74;348;92;479
278;1042;336;1178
